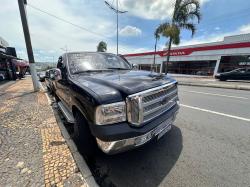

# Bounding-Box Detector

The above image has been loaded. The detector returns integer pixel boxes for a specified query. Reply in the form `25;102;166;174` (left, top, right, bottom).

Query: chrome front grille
127;82;178;126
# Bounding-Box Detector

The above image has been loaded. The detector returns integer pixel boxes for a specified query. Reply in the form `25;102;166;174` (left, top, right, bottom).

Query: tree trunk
152;38;157;73
165;37;173;74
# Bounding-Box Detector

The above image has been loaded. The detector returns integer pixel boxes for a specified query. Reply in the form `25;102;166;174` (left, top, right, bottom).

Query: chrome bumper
96;110;178;155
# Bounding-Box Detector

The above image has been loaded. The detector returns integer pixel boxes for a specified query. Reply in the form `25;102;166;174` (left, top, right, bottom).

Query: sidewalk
173;76;250;90
0;78;87;187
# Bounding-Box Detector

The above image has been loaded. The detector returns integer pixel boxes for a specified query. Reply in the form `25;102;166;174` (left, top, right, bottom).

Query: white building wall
126;47;250;65
125;33;250;75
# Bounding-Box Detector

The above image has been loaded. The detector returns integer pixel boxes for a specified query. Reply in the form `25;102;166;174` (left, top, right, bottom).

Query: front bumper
95;104;179;154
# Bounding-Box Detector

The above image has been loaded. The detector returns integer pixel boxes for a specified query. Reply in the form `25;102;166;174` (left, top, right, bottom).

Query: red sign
124;42;250;57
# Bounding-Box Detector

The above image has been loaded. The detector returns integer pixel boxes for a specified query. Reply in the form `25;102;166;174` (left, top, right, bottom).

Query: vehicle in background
12;59;29;79
45;69;56;93
37;71;46;82
0;72;5;81
215;68;250;81
196;71;208;76
52;52;179;157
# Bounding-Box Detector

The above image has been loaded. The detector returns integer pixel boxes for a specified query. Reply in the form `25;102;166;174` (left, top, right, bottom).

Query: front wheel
73;111;97;158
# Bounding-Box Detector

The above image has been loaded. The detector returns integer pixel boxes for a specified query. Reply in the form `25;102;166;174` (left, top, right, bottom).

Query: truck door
56;56;71;110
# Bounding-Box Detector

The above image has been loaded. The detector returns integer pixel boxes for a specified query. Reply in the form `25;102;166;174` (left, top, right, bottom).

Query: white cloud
177;23;250;47
119;26;142;37
239;24;250;34
215;27;220;31
0;0;138;61
120;0;210;20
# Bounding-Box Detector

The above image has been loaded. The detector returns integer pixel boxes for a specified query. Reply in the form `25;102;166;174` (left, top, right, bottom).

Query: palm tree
155;0;201;73
97;41;107;52
152;26;162;72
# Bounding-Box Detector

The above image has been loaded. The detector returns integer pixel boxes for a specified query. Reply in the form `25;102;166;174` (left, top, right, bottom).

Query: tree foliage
97;41;107;52
155;0;201;72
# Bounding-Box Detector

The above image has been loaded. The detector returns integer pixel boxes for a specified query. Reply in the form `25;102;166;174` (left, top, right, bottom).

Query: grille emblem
160;97;168;105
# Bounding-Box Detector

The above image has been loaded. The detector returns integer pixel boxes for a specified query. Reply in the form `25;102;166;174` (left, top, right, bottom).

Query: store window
219;55;250;73
165;60;216;75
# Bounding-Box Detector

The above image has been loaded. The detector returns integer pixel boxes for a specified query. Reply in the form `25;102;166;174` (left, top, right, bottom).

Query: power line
27;3;110;40
26;3;131;54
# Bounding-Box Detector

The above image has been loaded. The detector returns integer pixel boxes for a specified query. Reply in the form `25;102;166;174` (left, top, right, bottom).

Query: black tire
46;86;51;92
73;111;97;158
54;94;60;102
219;78;227;81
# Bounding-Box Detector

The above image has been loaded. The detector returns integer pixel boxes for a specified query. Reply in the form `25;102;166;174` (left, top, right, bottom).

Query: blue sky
1;0;250;62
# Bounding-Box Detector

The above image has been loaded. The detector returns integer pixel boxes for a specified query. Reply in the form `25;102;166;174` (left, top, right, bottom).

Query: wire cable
27;3;111;40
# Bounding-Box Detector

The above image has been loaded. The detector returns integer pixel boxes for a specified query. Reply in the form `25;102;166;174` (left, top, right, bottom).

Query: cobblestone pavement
0;77;86;187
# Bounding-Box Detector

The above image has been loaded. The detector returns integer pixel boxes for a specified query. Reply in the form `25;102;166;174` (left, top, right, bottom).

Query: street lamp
104;0;127;55
60;45;68;53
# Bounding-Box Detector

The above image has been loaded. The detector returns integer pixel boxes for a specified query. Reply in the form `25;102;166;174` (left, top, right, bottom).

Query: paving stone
16;162;25;169
20;168;29;174
0;78;86;186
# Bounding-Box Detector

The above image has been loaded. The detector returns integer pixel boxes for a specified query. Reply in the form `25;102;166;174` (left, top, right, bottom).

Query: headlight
95;102;126;125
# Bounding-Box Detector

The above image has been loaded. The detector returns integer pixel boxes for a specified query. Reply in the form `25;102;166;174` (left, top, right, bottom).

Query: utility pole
18;0;40;91
105;0;127;55
116;0;119;55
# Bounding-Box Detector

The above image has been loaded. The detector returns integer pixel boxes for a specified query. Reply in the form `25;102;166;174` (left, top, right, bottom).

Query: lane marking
181;90;249;100
180;104;250;122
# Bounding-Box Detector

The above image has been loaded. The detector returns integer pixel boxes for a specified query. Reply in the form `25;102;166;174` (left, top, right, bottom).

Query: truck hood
72;70;176;104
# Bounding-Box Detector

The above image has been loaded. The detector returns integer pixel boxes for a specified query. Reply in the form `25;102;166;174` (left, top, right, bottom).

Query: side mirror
54;68;62;81
132;64;138;70
49;73;55;80
45;73;49;78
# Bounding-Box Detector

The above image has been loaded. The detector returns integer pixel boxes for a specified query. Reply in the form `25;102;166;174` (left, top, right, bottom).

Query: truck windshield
67;53;131;74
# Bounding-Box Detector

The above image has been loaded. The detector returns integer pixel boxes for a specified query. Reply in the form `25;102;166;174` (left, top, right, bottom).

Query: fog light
135;133;152;146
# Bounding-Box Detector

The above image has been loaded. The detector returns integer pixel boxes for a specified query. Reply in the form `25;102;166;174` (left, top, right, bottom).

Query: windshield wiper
107;67;131;70
74;69;112;74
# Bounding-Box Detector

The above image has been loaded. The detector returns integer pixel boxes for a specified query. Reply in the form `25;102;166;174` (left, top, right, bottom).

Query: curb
178;82;250;91
43;90;98;187
0;81;17;91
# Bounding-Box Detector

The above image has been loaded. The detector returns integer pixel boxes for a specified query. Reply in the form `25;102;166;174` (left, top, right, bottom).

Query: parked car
0;71;6;81
196;71;208;76
215;68;250;81
53;52;179;156
45;69;56;93
38;71;46;82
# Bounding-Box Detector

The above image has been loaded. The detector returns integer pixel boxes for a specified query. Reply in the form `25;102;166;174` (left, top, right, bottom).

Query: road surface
88;86;250;187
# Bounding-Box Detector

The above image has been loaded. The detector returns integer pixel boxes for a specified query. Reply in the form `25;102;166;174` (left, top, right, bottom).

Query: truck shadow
86;125;183;187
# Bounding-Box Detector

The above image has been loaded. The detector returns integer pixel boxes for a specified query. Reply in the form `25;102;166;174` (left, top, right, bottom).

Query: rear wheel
219;78;227;81
54;94;60;102
73;111;97;158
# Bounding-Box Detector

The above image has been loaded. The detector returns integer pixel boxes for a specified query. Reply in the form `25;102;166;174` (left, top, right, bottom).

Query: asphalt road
89;86;250;187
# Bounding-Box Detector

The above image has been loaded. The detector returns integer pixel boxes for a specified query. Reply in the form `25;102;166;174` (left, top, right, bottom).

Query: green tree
155;0;201;73
97;41;107;52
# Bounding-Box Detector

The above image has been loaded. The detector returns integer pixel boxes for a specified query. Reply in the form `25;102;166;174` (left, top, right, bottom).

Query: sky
1;0;250;62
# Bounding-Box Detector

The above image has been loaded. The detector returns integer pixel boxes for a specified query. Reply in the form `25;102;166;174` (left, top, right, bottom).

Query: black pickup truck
52;52;179;156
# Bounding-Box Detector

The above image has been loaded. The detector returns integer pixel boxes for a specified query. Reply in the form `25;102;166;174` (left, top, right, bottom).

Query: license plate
157;124;171;140
153;118;171;137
